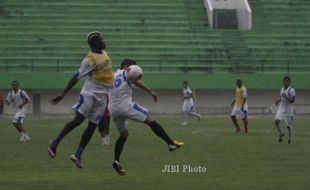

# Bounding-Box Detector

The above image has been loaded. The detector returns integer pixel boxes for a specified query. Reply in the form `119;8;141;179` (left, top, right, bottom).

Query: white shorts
72;92;107;125
231;106;248;119
275;108;293;127
182;101;194;112
12;110;25;124
110;102;149;133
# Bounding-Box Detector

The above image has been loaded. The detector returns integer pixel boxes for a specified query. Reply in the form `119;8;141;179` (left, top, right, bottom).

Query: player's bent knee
120;131;129;139
144;116;154;124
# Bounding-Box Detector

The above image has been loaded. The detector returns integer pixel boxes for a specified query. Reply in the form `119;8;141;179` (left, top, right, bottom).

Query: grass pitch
0;115;309;190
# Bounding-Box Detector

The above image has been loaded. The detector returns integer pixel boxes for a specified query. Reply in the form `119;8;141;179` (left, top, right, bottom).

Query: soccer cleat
278;133;285;143
181;122;188;126
19;134;25;142
48;143;57;158
70;154;83;169
288;139;292;144
169;140;184;151
23;134;30;142
112;160;126;176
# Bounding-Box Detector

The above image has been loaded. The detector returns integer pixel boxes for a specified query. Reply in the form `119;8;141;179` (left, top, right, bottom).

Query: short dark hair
87;31;102;47
183;80;188;84
120;58;136;69
283;76;291;82
11;80;19;85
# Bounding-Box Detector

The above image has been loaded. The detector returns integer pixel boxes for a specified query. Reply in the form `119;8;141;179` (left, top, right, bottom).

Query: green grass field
0;115;309;190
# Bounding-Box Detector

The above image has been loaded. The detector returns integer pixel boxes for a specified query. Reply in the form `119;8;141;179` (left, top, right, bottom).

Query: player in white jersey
48;32;114;168
5;80;31;142
182;81;201;125
109;59;184;176
275;76;295;144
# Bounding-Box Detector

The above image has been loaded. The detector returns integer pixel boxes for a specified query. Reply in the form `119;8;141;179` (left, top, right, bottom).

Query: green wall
0;73;309;90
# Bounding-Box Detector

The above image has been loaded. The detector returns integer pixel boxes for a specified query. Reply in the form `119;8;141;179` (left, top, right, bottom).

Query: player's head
87;31;105;50
283;76;291;88
120;58;136;70
236;78;242;87
183;80;188;88
11;80;19;91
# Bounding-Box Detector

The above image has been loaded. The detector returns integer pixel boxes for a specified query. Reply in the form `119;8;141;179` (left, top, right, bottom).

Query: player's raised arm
134;80;157;102
51;59;93;105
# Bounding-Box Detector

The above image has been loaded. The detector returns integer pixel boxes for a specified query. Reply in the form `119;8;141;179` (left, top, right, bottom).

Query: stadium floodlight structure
203;0;252;30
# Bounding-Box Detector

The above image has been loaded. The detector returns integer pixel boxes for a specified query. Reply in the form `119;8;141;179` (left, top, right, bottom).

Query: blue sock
75;145;84;158
51;134;62;146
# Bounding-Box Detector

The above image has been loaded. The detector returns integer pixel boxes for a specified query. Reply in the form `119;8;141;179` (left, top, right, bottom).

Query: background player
98;97;111;145
275;76;295;144
181;81;201;125
48;32;114;169
109;59;184;176
230;79;248;133
5;80;31;142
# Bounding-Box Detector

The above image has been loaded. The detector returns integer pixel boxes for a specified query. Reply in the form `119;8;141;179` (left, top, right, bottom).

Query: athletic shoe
70;154;83;169
278;133;285;143
23;134;30;142
112;160;126;176
169;140;184;151
288;139;292;144
197;114;202;122
48;143;57;158
102;135;110;145
181;122;188;126
19;134;25;142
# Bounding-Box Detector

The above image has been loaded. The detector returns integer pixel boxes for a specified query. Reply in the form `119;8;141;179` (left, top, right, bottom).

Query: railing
0;58;309;74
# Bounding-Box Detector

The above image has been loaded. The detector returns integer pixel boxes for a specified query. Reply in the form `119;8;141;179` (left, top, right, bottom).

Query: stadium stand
0;0;309;88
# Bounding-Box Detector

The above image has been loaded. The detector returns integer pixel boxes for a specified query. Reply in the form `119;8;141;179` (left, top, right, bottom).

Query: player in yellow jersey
48;32;114;168
230;79;248;133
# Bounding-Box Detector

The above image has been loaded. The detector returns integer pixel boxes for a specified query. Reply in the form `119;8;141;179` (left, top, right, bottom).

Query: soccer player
110;59;184;176
274;76;295;144
5;80;31;142
182;81;201;125
48;32;114;167
98;97;111;145
230;79;248;133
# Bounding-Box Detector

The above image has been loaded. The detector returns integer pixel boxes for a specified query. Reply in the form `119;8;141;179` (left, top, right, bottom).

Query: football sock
275;124;283;135
75;122;97;157
51;134;62;146
287;126;292;140
75;145;84;158
243;120;248;132
148;121;174;145
114;136;127;162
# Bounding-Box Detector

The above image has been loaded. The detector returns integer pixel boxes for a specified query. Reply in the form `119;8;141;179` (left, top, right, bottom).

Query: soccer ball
127;65;143;81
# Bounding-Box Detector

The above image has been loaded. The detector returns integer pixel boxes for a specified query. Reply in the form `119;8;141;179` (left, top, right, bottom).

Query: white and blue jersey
275;86;296;127
6;89;30;124
109;69;149;132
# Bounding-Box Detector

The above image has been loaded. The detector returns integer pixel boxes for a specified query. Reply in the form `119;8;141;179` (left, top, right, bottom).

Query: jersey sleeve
21;90;30;101
74;58;94;79
242;87;247;98
289;88;296;97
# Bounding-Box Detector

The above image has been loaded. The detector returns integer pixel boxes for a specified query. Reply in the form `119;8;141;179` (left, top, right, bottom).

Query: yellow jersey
85;51;114;86
235;86;247;107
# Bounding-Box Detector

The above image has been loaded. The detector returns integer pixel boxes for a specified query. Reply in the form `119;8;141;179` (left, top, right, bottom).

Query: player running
110;59;184;176
230;79;248;133
48;32;114;166
274;76;295;144
5;80;31;142
181;81;201;125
